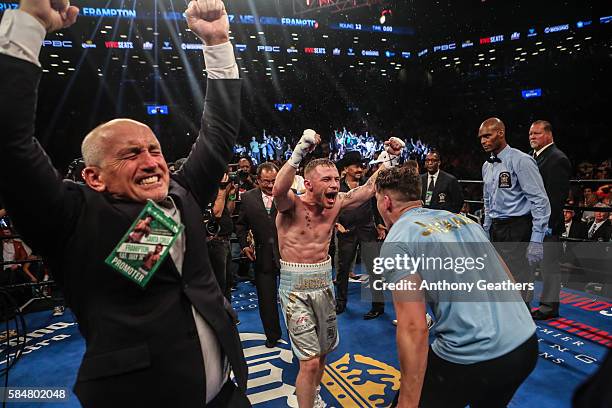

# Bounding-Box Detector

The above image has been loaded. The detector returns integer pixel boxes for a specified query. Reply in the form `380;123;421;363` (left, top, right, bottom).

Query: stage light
379;9;392;25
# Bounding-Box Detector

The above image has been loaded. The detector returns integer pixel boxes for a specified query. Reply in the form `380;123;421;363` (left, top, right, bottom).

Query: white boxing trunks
279;257;339;360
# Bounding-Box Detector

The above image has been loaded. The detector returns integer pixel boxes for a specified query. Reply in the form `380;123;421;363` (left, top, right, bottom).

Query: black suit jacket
587;219;612;242
566;219;588;240
532;144;571;235
0;54;248;407
420;170;464;213
235;188;280;272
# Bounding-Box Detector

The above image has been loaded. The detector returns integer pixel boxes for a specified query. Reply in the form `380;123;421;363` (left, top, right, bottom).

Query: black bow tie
487;154;501;164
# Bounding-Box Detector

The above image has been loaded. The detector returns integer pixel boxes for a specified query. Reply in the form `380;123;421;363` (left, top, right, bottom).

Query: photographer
208;172;237;300
237;157;256;192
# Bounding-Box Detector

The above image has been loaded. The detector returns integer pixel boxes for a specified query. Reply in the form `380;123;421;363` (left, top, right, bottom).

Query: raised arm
0;3;80;255
340;137;404;210
272;130;320;212
175;0;241;208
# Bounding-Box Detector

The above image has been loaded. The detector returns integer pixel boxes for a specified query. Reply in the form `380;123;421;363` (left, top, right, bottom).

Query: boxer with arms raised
273;130;404;407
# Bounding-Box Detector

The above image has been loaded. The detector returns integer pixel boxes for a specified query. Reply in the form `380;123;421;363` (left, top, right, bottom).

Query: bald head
81;119;154;167
80;118;170;203
478;117;507;154
480;117;505;133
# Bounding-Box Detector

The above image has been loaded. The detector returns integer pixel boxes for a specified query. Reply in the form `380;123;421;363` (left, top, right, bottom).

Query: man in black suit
420;151;464;213
334;151;386;319
528;120;572;320
560;207;588;273
587;204;612;241
235;162;282;348
0;1;249;407
563;208;588;240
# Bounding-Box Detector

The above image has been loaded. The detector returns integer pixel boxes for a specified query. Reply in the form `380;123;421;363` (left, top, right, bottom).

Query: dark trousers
335;232;384;311
207;380;251;407
490;216;533;303
538;235;561;314
255;264;282;342
392;334;538;408
207;238;232;301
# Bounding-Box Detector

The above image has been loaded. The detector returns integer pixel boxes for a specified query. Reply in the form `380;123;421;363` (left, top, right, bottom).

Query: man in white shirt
587;203;612;241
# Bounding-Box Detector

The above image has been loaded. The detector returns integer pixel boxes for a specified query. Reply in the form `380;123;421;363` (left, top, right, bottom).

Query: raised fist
384;137;405;156
20;0;79;33
287;129;321;169
185;0;229;46
299;129;321;153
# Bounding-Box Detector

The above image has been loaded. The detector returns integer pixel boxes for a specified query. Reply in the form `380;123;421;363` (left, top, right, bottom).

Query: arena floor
4;275;611;408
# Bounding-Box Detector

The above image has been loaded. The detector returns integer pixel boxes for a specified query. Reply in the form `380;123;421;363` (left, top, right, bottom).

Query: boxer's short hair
304;158;336;178
375;165;421;202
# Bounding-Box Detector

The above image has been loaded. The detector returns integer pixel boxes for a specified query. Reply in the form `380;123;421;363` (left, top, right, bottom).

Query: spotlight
380;9;392;25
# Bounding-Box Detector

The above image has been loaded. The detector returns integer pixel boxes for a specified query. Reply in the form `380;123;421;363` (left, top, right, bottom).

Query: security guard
478;117;551;306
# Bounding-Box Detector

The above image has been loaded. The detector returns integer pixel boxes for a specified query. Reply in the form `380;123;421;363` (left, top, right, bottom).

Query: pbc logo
433;43;456;52
257;45;281;53
42;40;72;48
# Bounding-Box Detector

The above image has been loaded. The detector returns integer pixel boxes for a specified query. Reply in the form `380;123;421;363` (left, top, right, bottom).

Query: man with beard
273;130;403;407
334;151;386;319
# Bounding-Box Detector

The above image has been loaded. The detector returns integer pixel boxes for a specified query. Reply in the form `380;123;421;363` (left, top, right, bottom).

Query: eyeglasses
259;179;275;185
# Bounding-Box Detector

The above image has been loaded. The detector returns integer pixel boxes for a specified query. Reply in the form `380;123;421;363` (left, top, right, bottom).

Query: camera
203;208;220;238
228;169;249;184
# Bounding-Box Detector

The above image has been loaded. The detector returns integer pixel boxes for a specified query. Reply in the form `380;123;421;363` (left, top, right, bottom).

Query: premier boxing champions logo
241;333;400;406
322;353;400;406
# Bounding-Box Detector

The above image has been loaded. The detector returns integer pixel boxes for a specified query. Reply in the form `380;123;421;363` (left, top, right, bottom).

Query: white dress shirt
563;220;572;238
534;142;554;157
427;170;440;189
588;220;605;238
